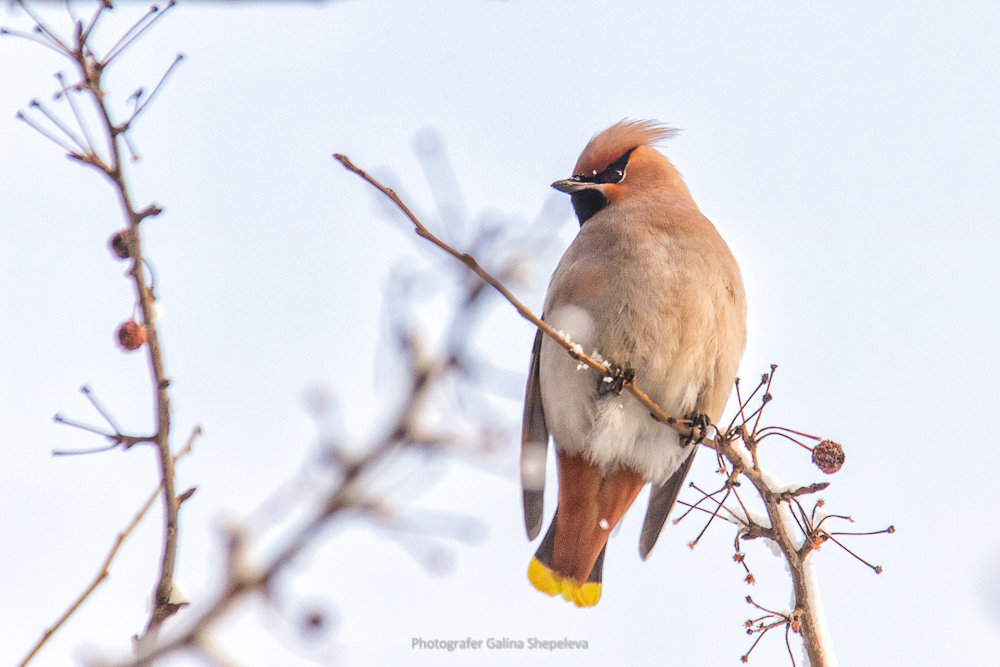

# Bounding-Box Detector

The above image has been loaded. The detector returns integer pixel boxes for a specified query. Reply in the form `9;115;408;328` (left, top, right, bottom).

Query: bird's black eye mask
575;148;635;185
569;148;635;225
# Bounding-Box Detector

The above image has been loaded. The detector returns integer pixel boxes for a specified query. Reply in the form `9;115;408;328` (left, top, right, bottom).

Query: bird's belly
540;304;697;484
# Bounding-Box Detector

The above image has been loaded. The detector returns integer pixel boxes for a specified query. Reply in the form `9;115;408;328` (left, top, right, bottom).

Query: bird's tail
526;511;605;608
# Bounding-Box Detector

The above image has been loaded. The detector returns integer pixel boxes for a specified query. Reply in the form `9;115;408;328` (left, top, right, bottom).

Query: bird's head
552;119;692;225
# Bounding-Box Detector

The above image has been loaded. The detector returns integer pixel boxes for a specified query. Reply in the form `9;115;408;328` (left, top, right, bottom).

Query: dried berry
812;439;845;474
118;320;147;351
109;229;132;259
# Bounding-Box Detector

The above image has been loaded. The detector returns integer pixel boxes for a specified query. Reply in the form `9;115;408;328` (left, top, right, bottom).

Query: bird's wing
638;445;698;559
521;327;548;540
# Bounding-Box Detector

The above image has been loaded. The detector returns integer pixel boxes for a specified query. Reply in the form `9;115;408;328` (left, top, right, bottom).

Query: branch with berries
672;368;893;665
4;0;189;656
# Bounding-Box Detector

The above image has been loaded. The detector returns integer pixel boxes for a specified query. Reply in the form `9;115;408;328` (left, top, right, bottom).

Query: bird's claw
681;412;711;447
597;362;635;396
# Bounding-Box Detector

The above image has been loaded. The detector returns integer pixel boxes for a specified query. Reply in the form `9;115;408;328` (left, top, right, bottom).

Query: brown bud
812;440;845;474
118;320;147;351
109;229;133;259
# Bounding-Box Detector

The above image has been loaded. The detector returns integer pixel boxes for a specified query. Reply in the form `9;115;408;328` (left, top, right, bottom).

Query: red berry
118;320;147;351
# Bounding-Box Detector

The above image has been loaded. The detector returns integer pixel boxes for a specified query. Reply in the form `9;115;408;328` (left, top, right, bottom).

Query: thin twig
749;365;777;437
52;412;113;438
1;25;71;56
15;109;81;156
55;71;99;157
80;384;123;434
52;443;120;457
14;0;73;55
126;53;184;127
30;96;88;153
102;1;176;65
80;0;109;44
823;535;884;574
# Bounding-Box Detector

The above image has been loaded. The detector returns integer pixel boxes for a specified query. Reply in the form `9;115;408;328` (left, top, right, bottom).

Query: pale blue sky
2;1;999;665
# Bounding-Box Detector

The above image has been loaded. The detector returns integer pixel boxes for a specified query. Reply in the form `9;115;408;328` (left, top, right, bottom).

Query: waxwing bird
521;120;746;607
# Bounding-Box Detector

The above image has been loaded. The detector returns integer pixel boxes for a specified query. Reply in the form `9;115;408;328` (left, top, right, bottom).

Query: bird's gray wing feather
521;328;548;540
639;446;698;559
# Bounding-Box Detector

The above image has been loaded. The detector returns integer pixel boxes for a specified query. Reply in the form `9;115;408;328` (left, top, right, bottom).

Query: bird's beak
551;178;591;193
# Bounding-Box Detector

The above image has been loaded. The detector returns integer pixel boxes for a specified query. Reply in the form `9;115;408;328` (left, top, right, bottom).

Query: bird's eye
577;149;633;185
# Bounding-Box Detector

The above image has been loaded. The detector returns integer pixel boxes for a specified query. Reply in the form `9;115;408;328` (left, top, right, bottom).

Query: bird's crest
573;119;678;178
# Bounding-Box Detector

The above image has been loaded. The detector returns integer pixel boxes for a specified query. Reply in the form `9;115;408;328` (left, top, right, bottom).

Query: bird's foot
682;412;711;447
597;362;635;396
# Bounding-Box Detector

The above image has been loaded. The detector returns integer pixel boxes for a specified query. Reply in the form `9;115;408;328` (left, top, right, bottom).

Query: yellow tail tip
527;558;601;607
527;557;562;596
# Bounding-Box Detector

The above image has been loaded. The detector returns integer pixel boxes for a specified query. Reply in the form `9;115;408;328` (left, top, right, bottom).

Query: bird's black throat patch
571;189;608;225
